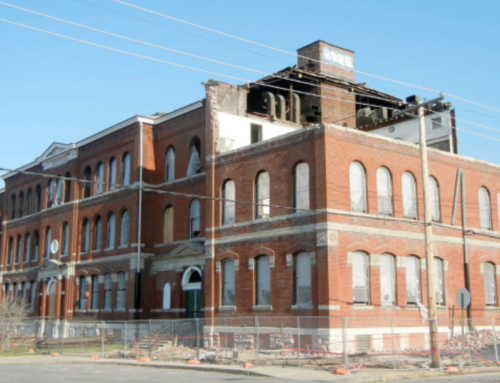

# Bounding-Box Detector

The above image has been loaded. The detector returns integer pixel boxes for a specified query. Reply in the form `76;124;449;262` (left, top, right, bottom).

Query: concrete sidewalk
0;355;499;382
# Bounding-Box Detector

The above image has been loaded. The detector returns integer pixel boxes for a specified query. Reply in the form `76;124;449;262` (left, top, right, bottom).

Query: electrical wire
109;0;500;114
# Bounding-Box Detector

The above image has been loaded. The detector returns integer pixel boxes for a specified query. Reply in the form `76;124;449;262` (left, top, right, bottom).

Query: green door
186;289;202;318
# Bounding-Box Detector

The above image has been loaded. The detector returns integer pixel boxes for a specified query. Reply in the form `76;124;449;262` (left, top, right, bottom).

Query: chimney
297;40;355;81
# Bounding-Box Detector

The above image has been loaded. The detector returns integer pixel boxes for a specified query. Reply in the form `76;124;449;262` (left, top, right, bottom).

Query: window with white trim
163;282;171;310
104;273;112;310
380;254;396;305
122;153;131;186
96;162;104;194
15;235;21;264
376;167;393;215
294;253;312;306
93;216;102;251
429;176;441;222
402;172;417;219
478;187;492;230
484;262;497;306
434;258;445;305
120;210;129;246
91;275;99;310
62;223;69;256
117;272;126;309
44;227;51;259
222;259;236;306
352;251;369;304
406;256;421;304
189;200;200;239
293;162;310;211
24;234;30;263
79;276;86;310
55;178;62;206
82;219;90;253
108;157;117;191
165;147;175;182
222;180;236;225
255;171;270;219
47;180;54;208
107;213;115;249
349;161;367;213
255;256;271;306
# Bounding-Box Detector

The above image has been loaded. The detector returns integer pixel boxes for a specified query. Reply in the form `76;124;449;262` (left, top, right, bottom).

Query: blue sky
1;0;499;188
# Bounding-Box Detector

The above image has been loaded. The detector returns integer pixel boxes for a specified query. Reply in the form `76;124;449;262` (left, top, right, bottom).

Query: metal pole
255;316;260;366
342;316;348;369
148;319;152;359
492;318;499;364
196;318;200;361
101;321;105;357
297;317;301;368
124;321;127;356
391;319;396;369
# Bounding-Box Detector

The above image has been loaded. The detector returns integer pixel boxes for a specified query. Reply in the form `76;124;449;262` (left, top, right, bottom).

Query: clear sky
1;0;499;188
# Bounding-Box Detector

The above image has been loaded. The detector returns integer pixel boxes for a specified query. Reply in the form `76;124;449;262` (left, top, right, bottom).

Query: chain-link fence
1;316;499;371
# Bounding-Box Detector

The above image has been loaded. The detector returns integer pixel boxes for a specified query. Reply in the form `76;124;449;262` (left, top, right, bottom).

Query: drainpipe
134;121;144;320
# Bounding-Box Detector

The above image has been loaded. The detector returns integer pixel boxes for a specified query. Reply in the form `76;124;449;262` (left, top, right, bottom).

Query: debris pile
441;330;499;351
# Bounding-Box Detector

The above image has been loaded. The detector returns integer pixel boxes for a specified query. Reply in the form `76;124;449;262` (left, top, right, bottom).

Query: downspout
134;121;144;320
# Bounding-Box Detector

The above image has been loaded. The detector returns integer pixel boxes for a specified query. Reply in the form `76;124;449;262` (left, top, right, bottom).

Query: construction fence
1;316;499;371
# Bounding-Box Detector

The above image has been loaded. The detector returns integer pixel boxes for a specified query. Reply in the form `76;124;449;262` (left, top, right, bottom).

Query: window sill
219;306;236;312
115;309;126;312
75;309;86;313
252;305;272;312
80;252;88;256
117;245;128;250
101;309;112;313
436;305;447;310
351;305;374;310
380;305;400;311
485;306;500;310
291;304;314;310
88;309;98;313
104;248;114;252
91;250;101;254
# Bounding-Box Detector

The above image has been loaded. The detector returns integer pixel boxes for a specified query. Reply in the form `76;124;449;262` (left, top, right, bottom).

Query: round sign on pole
50;239;59;255
456;288;471;309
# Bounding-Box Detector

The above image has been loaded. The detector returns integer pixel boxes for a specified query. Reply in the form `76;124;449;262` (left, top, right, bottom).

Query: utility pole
394;94;444;368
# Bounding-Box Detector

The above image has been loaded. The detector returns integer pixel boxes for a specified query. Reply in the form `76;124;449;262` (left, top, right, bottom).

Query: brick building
0;41;499;336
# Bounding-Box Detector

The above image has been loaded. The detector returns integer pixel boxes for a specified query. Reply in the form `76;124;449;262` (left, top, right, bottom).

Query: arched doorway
182;267;202;318
46;278;58;318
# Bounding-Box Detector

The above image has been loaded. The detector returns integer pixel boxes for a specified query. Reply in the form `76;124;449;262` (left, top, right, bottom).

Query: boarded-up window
165;147;175;182
294;162;310;211
484;263;497;306
255;172;270;219
163;283;171;309
82;219;90;252
96;162;104;194
478;187;492;230
406;256;421;304
380;254;396;305
163;206;174;243
402;172;417;219
122;153;131;186
107;213;115;249
117;272;126;309
222;259;236;306
190;200;200;238
222;180;236;225
434;258;445;305
352;251;369;304
120;210;129;246
256;256;271;306
429;176;440;222
93;216;102;251
108;158;117;191
104;273;112;310
294;253;312;305
376;167;393;215
91;275;99;310
349;161;367;212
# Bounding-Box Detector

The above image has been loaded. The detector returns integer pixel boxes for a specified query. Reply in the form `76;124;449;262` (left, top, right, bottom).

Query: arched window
64;172;71;202
10;194;16;219
96;162;104;195
376;167;393;215
93;216;102;251
82;219;90;253
107;213;115;249
189;200;200;239
406;256;421;304
165;146;175;182
255;256;271;306
380;254;396;305
117;272;126;309
434;258;445;305
352;251;369;304
429;176;440;222
484;262;497;306
294;252;312;306
103;273;112;309
44;227;52;259
222;259;236;306
18;191;24;217
222;180;236;225
21;282;28;304
47;179;54;208
27;188;32;215
7;237;13;265
55;178;63;205
24;233;31;263
15;235;22;264
33;231;39;262
108;157;117;191
349;161;367;213
91;275;99;310
163;283;171;310
478;187;492;230
187;137;201;176
13;283;18;303
122;153;131;186
78;275;86;310
255;171;270;219
120;210;129;247
35;185;41;213
293;162;310;211
84;166;92;198
402;172;417;219
62;223;69;256
163;206;174;243
30;281;36;310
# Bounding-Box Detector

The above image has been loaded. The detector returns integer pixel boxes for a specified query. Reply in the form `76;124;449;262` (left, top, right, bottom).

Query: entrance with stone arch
46;278;58;318
181;266;202;318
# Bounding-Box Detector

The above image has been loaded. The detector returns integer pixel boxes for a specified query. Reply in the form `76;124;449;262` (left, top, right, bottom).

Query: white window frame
107;213;115;249
122;153;131;186
96;162;104;194
117;272;126;310
376;167;393;216
478;187;492;230
222;259;236;306
163;282;171;310
429;176;441;222
165;147;175;182
402;172;417;219
294;252;312;306
352;251;370;304
380;254;396;306
294;162;310;211
222;180;236;226
484;263;497;306
120;210;129;247
434;258;445;305
109;157;117;191
255;256;271;306
189;200;201;239
255;172;270;219
349;161;367;213
104;273;112;310
91;275;99;310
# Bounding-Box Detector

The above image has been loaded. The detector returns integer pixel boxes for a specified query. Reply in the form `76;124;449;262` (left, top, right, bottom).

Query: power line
109;0;500;114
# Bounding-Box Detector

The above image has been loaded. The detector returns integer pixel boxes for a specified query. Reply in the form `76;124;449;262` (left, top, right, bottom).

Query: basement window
251;124;262;144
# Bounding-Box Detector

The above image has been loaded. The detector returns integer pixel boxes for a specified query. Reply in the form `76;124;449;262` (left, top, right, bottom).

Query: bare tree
0;297;26;351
